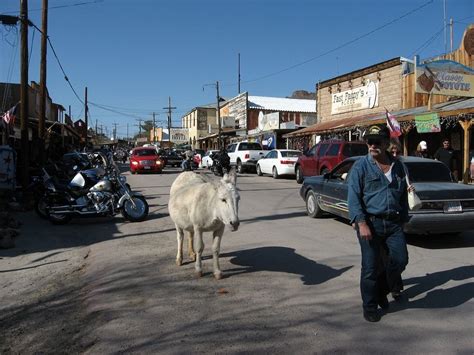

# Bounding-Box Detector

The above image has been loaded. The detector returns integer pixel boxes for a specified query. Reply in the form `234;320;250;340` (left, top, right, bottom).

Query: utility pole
95;119;98;135
127;123;129;141
152;112;156;143
38;0;48;165
112;122;118;141
84;87;88;148
216;81;222;149
136;118;142;137
238;53;241;94
450;18;453;52
163;97;176;144
20;0;29;193
68;105;71;120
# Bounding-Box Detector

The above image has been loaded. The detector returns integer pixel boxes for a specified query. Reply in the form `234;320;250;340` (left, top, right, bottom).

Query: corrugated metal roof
248;96;316;113
284;97;474;137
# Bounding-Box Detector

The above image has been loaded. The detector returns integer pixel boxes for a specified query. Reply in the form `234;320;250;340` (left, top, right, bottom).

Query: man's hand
355;221;373;240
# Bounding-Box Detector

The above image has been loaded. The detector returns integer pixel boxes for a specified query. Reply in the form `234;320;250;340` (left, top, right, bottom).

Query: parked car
256;149;302;179
129;147;164;174
295;140;368;183
300;156;474;235
200;150;219;169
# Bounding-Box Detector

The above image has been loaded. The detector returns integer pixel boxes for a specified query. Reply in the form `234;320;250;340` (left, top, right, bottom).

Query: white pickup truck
226;141;266;173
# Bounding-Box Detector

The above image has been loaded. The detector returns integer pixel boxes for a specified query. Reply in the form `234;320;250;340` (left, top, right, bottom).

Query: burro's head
217;169;240;231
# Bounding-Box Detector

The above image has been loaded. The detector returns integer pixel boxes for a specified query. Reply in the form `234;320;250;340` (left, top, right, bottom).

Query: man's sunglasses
367;138;382;146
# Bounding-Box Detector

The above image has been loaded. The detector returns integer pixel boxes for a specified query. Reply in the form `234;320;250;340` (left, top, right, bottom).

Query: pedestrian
348;125;412;322
413;141;431;159
388;142;402;158
434;138;458;180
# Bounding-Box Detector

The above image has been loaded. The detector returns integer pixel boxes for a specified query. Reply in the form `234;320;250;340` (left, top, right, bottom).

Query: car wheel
256;164;263;176
306;190;324;218
296;166;304;184
237;160;244;174
272;166;279;179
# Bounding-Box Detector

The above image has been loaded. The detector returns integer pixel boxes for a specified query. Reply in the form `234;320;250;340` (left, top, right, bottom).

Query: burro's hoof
176;258;182;266
214;272;223;280
195;271;203;278
190;253;197;262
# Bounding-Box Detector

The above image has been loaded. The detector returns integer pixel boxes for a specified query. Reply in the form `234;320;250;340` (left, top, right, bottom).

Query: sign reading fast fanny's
415;60;474;97
331;81;379;115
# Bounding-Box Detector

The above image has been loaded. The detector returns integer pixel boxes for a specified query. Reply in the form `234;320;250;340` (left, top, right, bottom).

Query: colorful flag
1;104;18;126
385;109;401;138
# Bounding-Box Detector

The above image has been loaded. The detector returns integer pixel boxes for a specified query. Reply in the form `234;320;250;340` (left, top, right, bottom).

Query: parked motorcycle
37;152;148;224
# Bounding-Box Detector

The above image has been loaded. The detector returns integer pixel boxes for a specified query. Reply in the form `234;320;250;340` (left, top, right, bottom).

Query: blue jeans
357;218;409;311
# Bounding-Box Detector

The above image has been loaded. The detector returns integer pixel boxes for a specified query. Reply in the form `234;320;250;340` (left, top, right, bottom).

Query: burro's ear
222;168;237;185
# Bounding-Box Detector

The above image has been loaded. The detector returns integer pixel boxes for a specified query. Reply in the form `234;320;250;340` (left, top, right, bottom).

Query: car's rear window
281;151;302;158
405;162;452;182
238;143;262;151
342;144;368;157
135;149;157;156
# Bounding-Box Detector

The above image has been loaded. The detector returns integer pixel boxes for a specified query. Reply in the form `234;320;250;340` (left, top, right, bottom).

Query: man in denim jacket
348;125;410;322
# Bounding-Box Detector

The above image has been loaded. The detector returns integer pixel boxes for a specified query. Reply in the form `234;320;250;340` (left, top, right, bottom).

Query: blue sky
1;0;473;138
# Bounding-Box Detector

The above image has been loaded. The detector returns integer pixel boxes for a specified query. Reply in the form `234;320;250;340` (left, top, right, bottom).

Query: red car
130;147;164;174
295;140;368;183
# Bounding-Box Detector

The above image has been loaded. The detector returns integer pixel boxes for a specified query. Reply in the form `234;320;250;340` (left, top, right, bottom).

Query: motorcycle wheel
47;195;72;225
121;196;149;222
35;196;49;219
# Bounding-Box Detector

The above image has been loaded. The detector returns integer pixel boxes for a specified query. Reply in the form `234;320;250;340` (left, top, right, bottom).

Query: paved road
1;166;473;354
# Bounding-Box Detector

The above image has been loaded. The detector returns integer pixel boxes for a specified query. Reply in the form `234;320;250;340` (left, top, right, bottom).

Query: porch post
459;119;473;184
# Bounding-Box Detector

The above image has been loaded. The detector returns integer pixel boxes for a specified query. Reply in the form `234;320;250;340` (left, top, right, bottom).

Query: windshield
134;149;157;156
239;142;262;151
281;151;302;158
342;144;368;157
405;161;452;182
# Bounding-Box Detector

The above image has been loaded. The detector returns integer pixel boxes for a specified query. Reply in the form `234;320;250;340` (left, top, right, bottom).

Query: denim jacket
348;153;409;224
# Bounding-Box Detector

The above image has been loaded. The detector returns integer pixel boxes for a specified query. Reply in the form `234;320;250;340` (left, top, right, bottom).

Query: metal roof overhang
284;97;474;138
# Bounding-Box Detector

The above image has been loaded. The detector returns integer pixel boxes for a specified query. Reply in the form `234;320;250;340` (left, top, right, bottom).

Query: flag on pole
1;103;18;126
385;109;401;138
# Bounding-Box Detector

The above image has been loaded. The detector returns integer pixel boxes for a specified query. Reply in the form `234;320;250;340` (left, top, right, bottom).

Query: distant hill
287;90;316;100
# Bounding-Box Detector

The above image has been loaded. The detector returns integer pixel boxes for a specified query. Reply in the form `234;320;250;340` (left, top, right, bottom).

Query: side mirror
323;172;331;179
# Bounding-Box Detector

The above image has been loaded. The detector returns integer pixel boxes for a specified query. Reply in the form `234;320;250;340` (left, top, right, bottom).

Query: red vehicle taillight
280;160;293;164
245;153;249;159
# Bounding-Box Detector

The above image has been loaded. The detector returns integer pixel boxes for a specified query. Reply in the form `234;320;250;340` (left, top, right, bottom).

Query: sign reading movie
415;59;474;98
170;128;189;143
331;81;379;115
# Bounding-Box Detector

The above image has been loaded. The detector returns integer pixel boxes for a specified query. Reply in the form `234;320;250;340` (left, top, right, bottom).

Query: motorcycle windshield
69;172;86;188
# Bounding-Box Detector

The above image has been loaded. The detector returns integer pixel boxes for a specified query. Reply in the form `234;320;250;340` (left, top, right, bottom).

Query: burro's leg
212;225;225;280
194;227;204;277
187;231;196;261
175;224;185;266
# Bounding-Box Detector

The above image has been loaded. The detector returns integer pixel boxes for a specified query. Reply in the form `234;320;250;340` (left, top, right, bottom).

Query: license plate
144;166;151;170
444;201;462;213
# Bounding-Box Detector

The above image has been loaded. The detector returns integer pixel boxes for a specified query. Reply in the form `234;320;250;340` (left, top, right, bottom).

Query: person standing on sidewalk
348;125;411;322
434;138;458;181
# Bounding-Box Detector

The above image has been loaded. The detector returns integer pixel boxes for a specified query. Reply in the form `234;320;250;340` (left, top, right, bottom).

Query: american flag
1;104;18;126
385;109;401;138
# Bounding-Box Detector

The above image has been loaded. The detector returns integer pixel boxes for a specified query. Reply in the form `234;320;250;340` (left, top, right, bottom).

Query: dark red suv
295;140;368;183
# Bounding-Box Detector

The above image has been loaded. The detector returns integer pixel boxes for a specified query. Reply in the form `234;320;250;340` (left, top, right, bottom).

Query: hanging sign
415;113;441;133
415;60;474;98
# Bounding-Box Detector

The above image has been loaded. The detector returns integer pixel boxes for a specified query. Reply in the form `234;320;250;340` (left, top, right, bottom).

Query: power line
2;0;104;15
409;25;445;57
232;0;434;86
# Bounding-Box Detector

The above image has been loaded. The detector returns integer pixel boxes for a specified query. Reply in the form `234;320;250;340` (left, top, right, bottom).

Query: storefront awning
283;97;474;138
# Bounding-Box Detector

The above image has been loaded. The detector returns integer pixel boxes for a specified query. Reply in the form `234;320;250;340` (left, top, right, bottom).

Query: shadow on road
240;211;307;223
389;265;474;312
221;246;352;285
